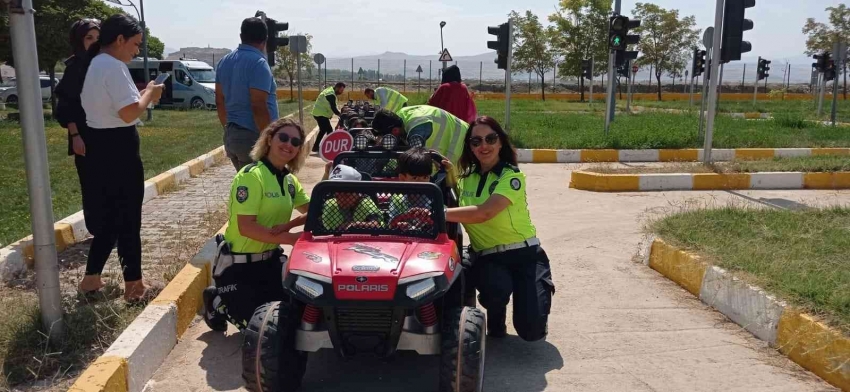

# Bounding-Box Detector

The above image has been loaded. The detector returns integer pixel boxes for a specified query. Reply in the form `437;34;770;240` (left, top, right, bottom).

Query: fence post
377;59;381;85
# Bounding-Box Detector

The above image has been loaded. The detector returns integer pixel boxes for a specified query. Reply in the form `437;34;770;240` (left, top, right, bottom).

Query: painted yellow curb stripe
648;239;707;296
811;148;850;156
803;172;850;189
580;149;619;163
659;149;699;162
531;149;558;163
148;172;176;195
23;223;76;262
67;356;128;392
211;147;227;163
743;112;762;119
151;263;210;337
184;158;206;177
569;171;640;192
735;148;775;160
776;310;850;390
692;173;751;190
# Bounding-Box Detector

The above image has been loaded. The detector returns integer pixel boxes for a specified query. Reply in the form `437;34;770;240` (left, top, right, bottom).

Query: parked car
0;76;59;104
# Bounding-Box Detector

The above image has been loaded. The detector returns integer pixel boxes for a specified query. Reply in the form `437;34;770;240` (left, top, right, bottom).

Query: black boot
203;286;227;332
487;307;507;338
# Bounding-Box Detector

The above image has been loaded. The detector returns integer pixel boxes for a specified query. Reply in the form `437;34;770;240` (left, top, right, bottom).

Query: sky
131;0;842;62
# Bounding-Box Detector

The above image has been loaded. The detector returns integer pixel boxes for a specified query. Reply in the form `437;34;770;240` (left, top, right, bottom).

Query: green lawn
652;208;850;334
626;98;850;119
0;101;299;247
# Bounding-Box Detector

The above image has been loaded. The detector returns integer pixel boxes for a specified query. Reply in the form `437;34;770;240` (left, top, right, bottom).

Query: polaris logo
338;284;389;292
353;265;380;272
356;276;368;283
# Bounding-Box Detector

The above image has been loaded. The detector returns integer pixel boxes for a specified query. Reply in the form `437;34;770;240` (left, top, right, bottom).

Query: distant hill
166;47;232;69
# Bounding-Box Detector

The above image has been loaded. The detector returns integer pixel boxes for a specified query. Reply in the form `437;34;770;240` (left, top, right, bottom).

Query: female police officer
203;118;311;331
445;116;555;341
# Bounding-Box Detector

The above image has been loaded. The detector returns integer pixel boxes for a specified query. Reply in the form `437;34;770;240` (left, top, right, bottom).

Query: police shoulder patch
489;181;499;195
510;177;522;191
236;186;249;203
288;182;296;199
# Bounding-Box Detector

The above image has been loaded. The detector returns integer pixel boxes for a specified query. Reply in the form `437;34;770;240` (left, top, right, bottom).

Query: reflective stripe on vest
403;107;467;164
311;87;336;118
376;87;407;113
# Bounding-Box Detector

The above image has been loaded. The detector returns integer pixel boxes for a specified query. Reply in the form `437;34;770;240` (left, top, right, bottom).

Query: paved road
144;160;847;392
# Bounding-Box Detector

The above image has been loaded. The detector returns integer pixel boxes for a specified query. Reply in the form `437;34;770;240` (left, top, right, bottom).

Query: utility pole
7;0;64;340
603;0;620;135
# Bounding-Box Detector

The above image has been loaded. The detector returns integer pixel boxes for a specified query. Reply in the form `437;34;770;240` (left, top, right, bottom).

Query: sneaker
203;286;227;332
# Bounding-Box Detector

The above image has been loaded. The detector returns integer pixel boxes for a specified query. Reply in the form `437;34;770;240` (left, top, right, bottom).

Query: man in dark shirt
215;18;279;170
311;82;345;152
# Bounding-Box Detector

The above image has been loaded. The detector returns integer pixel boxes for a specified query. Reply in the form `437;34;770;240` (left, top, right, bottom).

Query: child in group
321;164;383;230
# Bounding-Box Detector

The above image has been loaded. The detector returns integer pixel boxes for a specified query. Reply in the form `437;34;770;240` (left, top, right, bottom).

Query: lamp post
440;21;446;71
105;0;151;120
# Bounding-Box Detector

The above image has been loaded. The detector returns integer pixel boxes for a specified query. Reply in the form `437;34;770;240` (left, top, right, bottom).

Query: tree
146;30;165;60
549;0;611;102
0;0;166;111
273;33;315;100
510;10;557;100
803;4;850;98
631;2;699;101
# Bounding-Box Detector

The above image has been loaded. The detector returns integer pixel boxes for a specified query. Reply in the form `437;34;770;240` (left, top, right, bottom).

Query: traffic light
255;11;289;67
813;51;831;73
609;15;641;67
692;49;707;77
581;59;593;80
719;0;755;63
757;57;771;81
487;22;510;70
825;58;837;82
617;61;631;78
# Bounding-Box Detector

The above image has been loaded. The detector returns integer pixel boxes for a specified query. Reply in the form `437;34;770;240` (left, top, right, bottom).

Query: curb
645;238;850;391
67;126;320;392
569;170;850;192
0;147;228;281
515;147;850;164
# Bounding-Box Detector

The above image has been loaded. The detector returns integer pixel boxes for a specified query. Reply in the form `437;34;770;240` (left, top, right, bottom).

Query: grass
0;100;300;247
652;207;850;334
625;98;850;120
588;155;850;174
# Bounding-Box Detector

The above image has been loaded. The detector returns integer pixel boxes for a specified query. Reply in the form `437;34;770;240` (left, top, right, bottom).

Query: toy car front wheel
241;301;307;392
440;306;486;392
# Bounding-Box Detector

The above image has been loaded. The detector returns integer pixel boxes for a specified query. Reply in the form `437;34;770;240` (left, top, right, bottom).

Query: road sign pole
703;0;724;164
8;0;64;340
505;19;513;132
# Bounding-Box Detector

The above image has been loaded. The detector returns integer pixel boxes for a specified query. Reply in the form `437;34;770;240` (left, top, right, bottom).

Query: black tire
440;306;486;392
241;301;307;392
190;97;205;110
6;95;17;104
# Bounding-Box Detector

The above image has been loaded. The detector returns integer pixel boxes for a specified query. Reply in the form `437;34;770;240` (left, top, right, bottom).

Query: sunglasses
275;132;303;147
469;133;499;148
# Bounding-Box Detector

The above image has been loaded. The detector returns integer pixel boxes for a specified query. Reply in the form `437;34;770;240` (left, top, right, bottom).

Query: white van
128;59;216;109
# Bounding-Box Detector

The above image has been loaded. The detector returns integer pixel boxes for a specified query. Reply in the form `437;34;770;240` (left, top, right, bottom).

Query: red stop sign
632;65;638;74
319;130;354;162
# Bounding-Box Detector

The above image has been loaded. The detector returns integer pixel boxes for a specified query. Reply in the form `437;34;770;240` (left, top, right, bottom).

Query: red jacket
427;82;477;124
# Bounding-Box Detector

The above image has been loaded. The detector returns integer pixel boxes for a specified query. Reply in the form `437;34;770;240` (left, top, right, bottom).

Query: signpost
313;53;326;88
318;131;354;162
698;27;713;141
290;35;308;127
439;49;453;68
628;64;638;112
832;42;847;127
416;65;423;94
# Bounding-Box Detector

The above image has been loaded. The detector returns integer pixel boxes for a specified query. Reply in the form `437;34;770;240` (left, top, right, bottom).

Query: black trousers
84;126;144;282
471;245;555;341
213;253;288;330
313;116;334;152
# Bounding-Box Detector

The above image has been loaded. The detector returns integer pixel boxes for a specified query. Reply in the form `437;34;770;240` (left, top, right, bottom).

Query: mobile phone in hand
154;72;170;85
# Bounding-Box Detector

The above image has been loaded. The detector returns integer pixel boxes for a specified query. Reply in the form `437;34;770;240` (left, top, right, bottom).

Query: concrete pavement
144;161;848;392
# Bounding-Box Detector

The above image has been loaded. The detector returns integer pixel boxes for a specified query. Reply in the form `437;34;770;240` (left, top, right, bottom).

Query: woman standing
55;19;99;294
203;118;310;332
427;65;477;123
80;14;163;302
446;116;554;341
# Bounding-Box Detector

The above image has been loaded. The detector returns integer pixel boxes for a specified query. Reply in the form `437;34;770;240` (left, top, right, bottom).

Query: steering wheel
389;208;434;231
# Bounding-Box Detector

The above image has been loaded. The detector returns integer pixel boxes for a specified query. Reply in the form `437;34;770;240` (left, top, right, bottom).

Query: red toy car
241;154;485;392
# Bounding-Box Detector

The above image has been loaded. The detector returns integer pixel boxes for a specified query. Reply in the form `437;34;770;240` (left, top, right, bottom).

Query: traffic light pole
831;42;845;127
626;71;633;112
688;76;695;106
505;19;513;132
752;75;758;105
703;0;724;164
605;0;623;135
698;49;711;141
818;75;826;117
8;0;64;340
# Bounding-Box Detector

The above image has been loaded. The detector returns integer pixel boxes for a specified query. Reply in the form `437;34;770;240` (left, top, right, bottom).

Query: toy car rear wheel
440;306;486;392
241;301;307;392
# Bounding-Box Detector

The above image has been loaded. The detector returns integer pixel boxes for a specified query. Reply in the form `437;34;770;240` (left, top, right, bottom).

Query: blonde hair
250;118;308;173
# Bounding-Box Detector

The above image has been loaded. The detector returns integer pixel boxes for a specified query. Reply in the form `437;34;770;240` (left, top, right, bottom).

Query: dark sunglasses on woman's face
469;133;499;148
276;132;303;147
